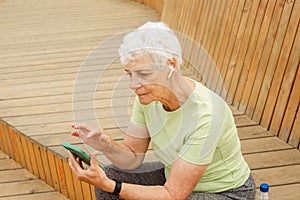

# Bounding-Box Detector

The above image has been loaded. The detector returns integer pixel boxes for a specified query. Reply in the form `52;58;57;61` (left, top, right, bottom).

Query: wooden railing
137;0;300;150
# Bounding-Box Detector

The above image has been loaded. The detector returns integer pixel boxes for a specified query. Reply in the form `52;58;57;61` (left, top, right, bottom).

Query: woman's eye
139;72;151;76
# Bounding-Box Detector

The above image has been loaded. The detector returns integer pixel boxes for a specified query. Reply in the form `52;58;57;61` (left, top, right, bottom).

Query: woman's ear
167;57;178;70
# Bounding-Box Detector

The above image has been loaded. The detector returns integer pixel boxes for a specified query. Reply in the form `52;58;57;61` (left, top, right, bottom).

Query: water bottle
256;183;271;200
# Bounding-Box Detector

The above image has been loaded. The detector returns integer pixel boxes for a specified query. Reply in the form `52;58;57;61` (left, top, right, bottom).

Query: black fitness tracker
112;179;122;197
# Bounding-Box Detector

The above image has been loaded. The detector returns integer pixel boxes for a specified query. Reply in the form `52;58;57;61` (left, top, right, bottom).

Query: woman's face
125;55;170;105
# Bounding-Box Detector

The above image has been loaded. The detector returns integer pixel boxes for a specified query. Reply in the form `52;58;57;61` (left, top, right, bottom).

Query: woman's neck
159;76;195;111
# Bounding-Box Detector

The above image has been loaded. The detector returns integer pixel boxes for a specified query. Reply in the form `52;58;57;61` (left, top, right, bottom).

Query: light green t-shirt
130;80;250;193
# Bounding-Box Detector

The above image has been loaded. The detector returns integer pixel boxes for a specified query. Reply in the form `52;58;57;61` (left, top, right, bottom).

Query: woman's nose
129;76;142;90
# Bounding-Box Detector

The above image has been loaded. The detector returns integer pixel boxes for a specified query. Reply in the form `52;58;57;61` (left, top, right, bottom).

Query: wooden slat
0;169;36;183
0;192;69;200
0;180;55;198
260;0;300;131
268;183;300;200
0;122;9;155
241;137;293;154
26;139;39;177
62;160;76;200
251;0;296;122
55;157;69;197
270;24;300;138
244;149;300;170
238;125;273;140
0;159;22;171
236;0;281;113
20;135;33;173
47;151;60;192
214;0;241;94
252;165;300;187
222;0;255;103
40;147;54;187
230;0;270;106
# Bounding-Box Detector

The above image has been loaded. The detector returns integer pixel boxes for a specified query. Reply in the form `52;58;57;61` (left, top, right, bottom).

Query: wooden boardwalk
0;150;68;200
0;0;299;199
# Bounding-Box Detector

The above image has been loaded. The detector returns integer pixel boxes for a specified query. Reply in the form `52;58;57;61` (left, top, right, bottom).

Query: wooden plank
280;62;299;144
40;148;54;187
218;0;246;100
20;136;33;173
222;0;257;103
210;0;232;91
0;179;55;197
33;144;46;181
231;0;270;107
252;165;300;187
268;183;300;200
72;171;84;200
261;0;300;132
244;149;300;170
26;139;39;177
55;157;69;197
0;158;22;171
205;0;228;89
90;185;96;200
290;105;300;149
236;0;279;113
0;191;69;200
47;151;60;192
7;127;19;163
269;24;300;139
0;123;14;159
241;137;293;154
0;168;36;183
215;0;242;95
81;181;93;200
251;0;295;122
62;159;76;200
0;122;10;155
238;125;273;140
14;131;26;167
234;115;257;127
201;0;222;88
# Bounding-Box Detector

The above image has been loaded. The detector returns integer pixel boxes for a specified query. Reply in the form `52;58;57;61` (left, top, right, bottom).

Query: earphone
167;65;175;79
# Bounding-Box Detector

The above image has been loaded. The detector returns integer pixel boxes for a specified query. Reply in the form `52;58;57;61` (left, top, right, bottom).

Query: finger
68;151;83;173
70;131;80;137
90;153;99;168
86;129;103;138
72;123;91;133
99;133;113;144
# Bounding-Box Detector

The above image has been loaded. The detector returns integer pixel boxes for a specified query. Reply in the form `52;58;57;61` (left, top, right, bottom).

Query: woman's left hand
68;151;114;192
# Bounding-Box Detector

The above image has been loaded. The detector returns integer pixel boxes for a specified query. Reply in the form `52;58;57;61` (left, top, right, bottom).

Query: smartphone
63;142;104;170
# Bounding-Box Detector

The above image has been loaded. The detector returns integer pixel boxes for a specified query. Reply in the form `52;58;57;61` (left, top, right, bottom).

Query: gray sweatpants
95;162;256;200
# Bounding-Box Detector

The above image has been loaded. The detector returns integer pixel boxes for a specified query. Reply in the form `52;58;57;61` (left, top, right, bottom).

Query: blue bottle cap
260;183;269;192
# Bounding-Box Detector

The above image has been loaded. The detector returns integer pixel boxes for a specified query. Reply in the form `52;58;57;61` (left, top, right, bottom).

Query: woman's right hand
71;124;114;152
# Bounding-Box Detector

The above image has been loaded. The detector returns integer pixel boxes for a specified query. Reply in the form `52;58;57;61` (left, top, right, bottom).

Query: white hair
118;21;183;70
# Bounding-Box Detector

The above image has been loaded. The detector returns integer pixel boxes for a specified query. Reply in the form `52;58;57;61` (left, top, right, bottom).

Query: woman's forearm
99;180;174;200
102;141;145;170
120;183;174;200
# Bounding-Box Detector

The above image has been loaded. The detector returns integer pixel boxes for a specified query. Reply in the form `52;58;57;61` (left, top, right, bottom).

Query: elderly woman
68;22;256;200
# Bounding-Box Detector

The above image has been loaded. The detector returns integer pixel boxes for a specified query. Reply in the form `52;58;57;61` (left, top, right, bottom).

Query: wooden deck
0;0;299;199
0;150;68;200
